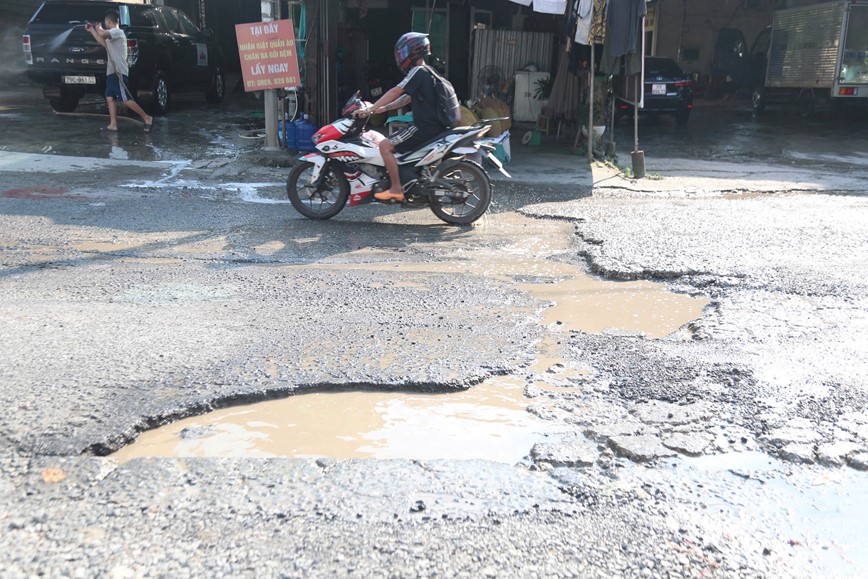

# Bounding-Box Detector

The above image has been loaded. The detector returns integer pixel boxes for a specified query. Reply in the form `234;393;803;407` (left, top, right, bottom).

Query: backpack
422;65;461;129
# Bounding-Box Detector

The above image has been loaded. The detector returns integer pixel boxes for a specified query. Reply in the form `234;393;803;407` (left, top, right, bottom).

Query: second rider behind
353;32;447;203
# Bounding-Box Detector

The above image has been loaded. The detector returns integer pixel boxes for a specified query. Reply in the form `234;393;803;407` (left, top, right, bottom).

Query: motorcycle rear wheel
287;161;349;220
428;160;492;225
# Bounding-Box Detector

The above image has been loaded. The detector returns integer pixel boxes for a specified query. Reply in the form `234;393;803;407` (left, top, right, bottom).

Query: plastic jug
282;119;298;149
295;114;317;152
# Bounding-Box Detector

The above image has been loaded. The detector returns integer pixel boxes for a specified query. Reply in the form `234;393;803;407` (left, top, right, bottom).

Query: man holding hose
86;9;152;133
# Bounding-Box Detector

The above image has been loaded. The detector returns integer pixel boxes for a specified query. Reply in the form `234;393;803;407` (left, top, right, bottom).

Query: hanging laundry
623;23;644;75
533;0;568;15
590;0;608;44
509;0;533;5
598;31;617;75
574;0;594;45
606;0;646;57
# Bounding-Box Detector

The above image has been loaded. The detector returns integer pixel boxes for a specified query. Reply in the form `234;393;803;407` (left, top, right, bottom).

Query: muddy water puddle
112;377;561;463
114;216;708;462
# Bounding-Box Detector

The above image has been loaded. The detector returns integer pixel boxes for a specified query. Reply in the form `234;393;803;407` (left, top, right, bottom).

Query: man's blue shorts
105;73;131;102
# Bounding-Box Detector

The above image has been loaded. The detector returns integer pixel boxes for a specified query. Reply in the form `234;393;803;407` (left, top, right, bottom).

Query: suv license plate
652;83;666;95
63;75;96;85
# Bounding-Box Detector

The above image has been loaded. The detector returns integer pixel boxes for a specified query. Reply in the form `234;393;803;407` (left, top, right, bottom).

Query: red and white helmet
394;32;430;75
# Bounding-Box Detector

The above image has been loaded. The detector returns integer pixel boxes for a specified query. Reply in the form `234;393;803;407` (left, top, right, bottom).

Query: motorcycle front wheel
428;160;492;225
287;161;349;220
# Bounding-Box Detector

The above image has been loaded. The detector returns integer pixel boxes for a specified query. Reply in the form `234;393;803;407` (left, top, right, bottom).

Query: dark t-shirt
607;0;647;57
397;65;444;133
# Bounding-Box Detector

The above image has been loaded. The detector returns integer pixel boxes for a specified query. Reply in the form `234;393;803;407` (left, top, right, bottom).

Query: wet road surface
1;83;868;576
610;100;868;170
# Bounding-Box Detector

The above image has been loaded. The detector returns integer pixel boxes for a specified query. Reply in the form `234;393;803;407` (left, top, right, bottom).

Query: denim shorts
105;73;131;102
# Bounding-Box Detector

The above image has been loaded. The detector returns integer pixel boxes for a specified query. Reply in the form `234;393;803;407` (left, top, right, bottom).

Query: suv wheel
205;66;225;104
49;89;80;113
151;71;170;115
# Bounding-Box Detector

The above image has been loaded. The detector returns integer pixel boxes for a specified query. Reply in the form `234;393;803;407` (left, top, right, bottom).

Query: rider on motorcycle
353;32;448;203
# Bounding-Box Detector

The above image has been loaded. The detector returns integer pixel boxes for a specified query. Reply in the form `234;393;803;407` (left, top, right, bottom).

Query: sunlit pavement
1;82;868;576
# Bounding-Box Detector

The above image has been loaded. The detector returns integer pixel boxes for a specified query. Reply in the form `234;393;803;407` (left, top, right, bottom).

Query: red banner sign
235;19;301;92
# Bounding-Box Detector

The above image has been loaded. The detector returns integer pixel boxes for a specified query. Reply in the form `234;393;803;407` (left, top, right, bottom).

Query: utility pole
263;0;280;152
631;14;646;179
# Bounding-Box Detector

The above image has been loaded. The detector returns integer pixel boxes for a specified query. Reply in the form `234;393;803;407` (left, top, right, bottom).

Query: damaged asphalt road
522;173;868;469
2;91;868;576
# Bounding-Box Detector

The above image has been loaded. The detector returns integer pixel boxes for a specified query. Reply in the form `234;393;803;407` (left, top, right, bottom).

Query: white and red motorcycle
286;91;510;225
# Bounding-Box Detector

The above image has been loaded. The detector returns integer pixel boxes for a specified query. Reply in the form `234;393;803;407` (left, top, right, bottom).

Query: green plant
603;159;634;179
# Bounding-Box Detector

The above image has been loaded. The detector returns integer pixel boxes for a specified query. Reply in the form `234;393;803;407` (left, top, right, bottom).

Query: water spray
48;23;87;51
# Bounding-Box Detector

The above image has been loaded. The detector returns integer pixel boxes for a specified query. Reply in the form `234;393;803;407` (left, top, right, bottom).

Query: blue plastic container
295;114;317;152
281;119;298;149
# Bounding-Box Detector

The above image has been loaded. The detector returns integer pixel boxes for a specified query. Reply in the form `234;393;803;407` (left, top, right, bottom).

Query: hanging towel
606;0;646;57
533;0;567;15
574;0;594;45
624;22;644;75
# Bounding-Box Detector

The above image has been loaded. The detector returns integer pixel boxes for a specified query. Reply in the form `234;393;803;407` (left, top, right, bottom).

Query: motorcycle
286;91;510;225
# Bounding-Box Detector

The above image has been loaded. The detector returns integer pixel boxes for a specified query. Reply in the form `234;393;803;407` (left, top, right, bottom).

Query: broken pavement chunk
609;434;676;462
662;432;712;457
630;400;714;426
531;434;599;468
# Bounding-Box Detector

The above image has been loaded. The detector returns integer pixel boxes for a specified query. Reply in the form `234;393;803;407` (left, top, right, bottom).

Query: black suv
23;1;225;114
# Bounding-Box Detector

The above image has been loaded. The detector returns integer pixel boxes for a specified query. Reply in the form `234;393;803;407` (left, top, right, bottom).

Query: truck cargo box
766;1;845;90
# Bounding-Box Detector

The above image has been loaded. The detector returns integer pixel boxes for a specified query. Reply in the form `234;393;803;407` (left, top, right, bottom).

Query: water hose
53;111;142;125
238;130;266;139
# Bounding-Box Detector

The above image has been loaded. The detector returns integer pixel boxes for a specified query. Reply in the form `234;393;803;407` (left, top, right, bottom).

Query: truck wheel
205;66;225;104
49;89;80;113
751;87;766;116
798;90;814;118
151;71;170;115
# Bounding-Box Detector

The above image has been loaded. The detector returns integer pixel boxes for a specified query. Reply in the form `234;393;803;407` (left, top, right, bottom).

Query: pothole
112;215;709;463
112;376;563;463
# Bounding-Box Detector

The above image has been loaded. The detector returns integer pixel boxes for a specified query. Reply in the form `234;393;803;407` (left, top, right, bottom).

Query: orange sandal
374;191;405;203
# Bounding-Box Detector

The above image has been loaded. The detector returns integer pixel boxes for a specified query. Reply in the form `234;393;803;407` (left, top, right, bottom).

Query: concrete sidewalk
491;142;591;188
592;157;868;195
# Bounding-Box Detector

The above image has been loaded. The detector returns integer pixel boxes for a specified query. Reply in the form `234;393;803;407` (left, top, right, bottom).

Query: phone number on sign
246;76;298;89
